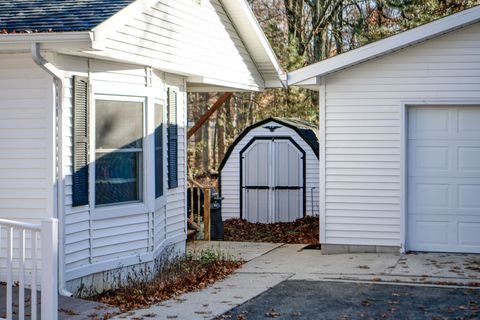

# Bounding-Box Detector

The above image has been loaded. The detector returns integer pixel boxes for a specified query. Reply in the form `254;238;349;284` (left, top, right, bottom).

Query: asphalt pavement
220;280;480;320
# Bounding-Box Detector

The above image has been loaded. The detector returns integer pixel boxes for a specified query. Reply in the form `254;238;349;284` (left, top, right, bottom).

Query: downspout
31;43;73;297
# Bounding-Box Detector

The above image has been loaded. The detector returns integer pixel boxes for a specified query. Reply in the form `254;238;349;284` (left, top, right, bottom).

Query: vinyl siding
322;22;480;247
0;53;54;284
0;54;54;221
165;74;187;240
221;121;320;220
102;0;264;91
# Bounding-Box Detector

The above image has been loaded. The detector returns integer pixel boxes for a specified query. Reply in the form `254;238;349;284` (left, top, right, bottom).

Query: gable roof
0;0;284;89
218;117;319;171
288;5;480;88
0;0;135;33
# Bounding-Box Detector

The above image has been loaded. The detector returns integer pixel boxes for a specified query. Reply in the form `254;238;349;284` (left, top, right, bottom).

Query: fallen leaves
224;216;319;244
87;252;243;312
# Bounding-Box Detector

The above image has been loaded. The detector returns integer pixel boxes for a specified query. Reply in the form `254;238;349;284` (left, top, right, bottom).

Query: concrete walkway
114;242;480;319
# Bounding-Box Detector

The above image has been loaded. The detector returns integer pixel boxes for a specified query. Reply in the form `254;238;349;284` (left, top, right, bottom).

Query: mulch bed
223;215;319;244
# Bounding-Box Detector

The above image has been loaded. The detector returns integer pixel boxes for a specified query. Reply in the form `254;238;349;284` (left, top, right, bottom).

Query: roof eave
0;31;94;51
288;5;480;86
220;0;286;89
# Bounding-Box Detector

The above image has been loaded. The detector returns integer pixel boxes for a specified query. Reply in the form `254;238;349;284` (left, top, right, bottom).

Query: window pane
95;152;142;205
96;100;143;149
155;103;163;198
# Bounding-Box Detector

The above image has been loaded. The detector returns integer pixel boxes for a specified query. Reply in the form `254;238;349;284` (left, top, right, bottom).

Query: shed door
407;106;480;253
242;138;304;223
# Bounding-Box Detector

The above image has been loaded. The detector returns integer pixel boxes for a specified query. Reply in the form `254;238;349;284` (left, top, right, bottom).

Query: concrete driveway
114;242;480;319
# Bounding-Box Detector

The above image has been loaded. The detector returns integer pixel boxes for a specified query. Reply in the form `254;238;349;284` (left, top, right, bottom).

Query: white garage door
408;106;480;253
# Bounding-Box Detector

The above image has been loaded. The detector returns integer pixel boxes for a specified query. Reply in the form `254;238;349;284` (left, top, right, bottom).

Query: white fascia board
187;76;262;92
91;0;159;48
220;0;286;88
0;32;93;50
288;5;480;85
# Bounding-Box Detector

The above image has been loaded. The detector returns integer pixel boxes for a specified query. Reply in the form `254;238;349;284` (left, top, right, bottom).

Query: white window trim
90;94;149;216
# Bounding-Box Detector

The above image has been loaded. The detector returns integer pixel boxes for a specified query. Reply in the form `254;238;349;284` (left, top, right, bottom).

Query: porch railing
0;218;58;320
188;178;211;241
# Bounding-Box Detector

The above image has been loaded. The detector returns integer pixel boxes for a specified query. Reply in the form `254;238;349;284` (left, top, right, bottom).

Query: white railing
0;218;58;320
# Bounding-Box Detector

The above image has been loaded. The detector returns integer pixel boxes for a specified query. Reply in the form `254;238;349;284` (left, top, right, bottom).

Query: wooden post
189;186;194;222
187;92;233;139
203;188;211;241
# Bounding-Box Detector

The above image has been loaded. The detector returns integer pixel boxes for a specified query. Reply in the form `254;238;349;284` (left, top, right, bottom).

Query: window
95;99;144;206
155;103;164;198
167;88;178;189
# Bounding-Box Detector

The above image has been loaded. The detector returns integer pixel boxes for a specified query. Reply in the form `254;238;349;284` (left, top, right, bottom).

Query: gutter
1;32;93;44
31;43;73;297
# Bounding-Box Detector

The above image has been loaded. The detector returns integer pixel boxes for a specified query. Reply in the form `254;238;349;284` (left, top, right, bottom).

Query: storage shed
288;6;480;254
219;118;319;223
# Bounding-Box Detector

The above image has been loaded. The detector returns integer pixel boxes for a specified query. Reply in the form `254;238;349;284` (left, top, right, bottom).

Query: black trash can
210;189;224;240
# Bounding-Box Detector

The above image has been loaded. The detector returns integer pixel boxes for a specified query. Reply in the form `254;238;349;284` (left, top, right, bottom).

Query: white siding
0;54;54;221
221;121;320;220
102;0;264;91
165;74;187;240
322;22;480;247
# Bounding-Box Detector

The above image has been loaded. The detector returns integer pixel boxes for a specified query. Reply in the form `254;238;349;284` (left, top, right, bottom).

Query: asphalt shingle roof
0;0;136;33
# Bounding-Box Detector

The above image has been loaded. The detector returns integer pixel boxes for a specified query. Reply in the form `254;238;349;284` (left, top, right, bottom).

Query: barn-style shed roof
218;117;319;171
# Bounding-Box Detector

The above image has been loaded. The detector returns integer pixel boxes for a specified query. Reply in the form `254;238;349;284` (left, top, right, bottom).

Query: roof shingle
0;0;135;33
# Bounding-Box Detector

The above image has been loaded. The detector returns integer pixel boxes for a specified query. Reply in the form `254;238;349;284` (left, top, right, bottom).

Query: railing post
41;218;58;320
203;188;211;241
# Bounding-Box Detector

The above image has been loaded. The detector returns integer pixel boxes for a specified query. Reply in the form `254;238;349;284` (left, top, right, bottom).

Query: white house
219;117;319;223
289;6;480;254
0;0;283;296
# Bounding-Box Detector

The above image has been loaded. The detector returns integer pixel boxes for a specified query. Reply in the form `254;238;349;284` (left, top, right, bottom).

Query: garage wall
322;22;480;247
221;121;320;220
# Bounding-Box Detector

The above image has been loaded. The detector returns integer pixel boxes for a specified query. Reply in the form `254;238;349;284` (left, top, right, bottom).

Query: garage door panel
409;108;451;139
408;106;480;253
409;182;450;210
458;222;480;246
458;184;480;209
409;219;449;246
457;108;480;138
458;146;480;174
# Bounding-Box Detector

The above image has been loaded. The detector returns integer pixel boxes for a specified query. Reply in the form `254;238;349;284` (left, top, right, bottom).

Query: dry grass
88;249;242;313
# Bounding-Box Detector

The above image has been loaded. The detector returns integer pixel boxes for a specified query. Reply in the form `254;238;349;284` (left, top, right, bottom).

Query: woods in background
188;0;479;175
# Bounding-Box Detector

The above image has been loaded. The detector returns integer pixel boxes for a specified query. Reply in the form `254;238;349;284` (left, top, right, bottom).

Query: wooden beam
187;92;233;139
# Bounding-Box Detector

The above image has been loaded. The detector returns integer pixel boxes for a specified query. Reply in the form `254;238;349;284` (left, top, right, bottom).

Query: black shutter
72;76;89;206
155;103;163;198
167;88;178;189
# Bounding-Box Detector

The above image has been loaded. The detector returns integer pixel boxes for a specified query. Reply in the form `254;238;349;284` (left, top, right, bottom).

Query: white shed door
242;138;304;223
408;106;480;253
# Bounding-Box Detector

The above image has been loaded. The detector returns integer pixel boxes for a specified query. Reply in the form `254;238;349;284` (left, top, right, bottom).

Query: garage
287;7;480;254
408;106;480;253
219;117;319;223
